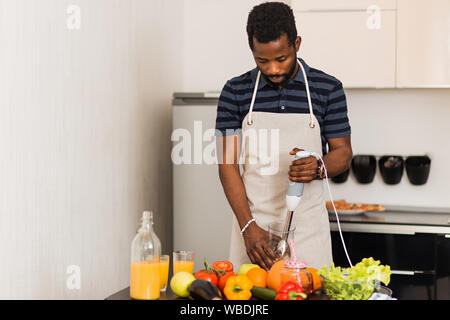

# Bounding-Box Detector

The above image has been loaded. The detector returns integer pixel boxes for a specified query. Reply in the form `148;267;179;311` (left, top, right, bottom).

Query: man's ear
295;36;301;52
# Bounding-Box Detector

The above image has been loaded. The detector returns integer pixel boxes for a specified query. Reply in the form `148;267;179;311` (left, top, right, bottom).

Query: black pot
331;169;350;183
405;156;431;185
351;155;377;184
379;155;404;185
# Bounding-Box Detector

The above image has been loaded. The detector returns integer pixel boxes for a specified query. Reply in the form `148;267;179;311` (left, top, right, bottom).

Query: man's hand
288;148;318;183
242;223;279;271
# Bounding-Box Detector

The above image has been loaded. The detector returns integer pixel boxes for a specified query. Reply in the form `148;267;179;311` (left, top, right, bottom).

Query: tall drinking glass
173;250;194;274
159;255;170;291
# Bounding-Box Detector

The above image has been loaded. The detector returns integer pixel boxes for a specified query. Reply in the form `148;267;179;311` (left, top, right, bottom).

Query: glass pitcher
268;222;296;259
130;211;161;300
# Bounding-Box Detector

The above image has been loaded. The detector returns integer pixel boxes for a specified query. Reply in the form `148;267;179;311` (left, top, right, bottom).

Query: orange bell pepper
223;275;253;300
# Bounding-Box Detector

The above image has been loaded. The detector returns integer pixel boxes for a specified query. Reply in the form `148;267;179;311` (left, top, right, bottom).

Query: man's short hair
246;2;298;51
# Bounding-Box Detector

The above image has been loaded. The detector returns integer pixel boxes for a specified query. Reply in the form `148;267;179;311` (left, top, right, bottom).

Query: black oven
330;231;450;300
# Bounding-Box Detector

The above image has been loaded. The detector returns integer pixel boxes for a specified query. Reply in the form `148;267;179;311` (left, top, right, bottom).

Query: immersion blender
275;150;312;257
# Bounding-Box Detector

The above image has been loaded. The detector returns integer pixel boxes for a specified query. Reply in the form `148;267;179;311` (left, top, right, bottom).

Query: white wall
330;88;450;208
182;0;290;92
0;0;183;299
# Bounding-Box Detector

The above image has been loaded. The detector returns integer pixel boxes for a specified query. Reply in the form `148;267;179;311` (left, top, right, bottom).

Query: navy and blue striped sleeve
215;81;242;136
322;81;351;139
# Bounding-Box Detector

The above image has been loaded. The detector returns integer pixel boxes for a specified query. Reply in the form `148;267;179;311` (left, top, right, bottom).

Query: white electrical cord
311;152;353;268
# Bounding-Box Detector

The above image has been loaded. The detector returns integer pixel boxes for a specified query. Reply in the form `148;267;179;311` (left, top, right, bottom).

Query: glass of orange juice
159;255;170;291
173;250;194;275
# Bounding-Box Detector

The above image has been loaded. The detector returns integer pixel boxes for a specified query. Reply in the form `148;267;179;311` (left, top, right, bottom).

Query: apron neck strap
247;60;315;128
298;60;315;128
247;70;261;126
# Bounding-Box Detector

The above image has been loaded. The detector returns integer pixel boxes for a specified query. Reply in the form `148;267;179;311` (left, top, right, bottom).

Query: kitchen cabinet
396;0;450;87
291;0;397;11
331;232;449;300
293;0;450;88
293;1;397;88
329;208;450;300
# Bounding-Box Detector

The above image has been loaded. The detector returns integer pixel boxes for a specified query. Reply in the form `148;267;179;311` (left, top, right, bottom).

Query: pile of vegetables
171;257;391;300
318;257;391;300
172;258;322;301
186;258;278;300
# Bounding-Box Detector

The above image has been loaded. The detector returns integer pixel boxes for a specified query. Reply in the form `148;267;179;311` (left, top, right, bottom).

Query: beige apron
228;60;333;270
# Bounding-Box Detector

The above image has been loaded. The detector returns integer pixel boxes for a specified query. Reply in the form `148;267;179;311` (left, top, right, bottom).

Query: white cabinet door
295;10;396;88
292;0;396;11
396;0;450;87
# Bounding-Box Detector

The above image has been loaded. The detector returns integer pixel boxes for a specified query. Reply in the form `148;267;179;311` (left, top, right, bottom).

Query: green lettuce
318;257;391;300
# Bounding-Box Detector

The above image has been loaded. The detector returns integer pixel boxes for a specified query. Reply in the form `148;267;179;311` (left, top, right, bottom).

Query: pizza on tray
326;199;386;212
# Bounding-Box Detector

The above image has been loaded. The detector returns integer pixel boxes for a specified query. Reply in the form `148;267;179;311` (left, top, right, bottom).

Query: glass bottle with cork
130;210;162;300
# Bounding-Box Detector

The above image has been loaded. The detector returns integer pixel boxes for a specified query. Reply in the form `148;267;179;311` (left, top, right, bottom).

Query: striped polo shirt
215;57;351;155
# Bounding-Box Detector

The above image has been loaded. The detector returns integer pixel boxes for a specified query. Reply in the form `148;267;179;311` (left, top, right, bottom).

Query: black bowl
405;156;431;185
379;156;404;185
331;169;350;183
351;155;377;184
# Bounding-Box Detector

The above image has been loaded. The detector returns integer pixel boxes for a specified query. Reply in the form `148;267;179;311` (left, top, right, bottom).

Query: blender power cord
310;151;353;268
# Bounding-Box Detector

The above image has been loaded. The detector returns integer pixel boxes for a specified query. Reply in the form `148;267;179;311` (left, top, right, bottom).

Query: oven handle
391;270;415;276
390;270;435;276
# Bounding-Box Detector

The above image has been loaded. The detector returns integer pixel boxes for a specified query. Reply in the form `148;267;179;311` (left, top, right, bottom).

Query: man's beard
262;58;298;88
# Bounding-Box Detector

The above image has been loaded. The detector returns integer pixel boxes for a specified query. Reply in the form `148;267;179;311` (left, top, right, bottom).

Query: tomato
217;271;235;292
212;260;234;273
194;270;218;286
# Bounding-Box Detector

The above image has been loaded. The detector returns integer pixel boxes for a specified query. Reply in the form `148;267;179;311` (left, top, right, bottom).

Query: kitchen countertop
106;284;329;301
328;205;450;235
107;205;447;300
107;286;175;300
106;283;391;301
106;264;331;300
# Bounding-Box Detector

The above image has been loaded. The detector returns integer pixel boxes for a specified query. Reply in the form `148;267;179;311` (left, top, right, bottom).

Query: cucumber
251;286;277;300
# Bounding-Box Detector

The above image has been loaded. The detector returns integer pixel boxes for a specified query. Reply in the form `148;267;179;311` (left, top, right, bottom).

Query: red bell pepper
275;281;307;300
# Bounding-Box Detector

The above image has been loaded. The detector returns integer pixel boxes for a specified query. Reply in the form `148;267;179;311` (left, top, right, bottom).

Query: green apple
237;263;260;275
170;272;196;298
